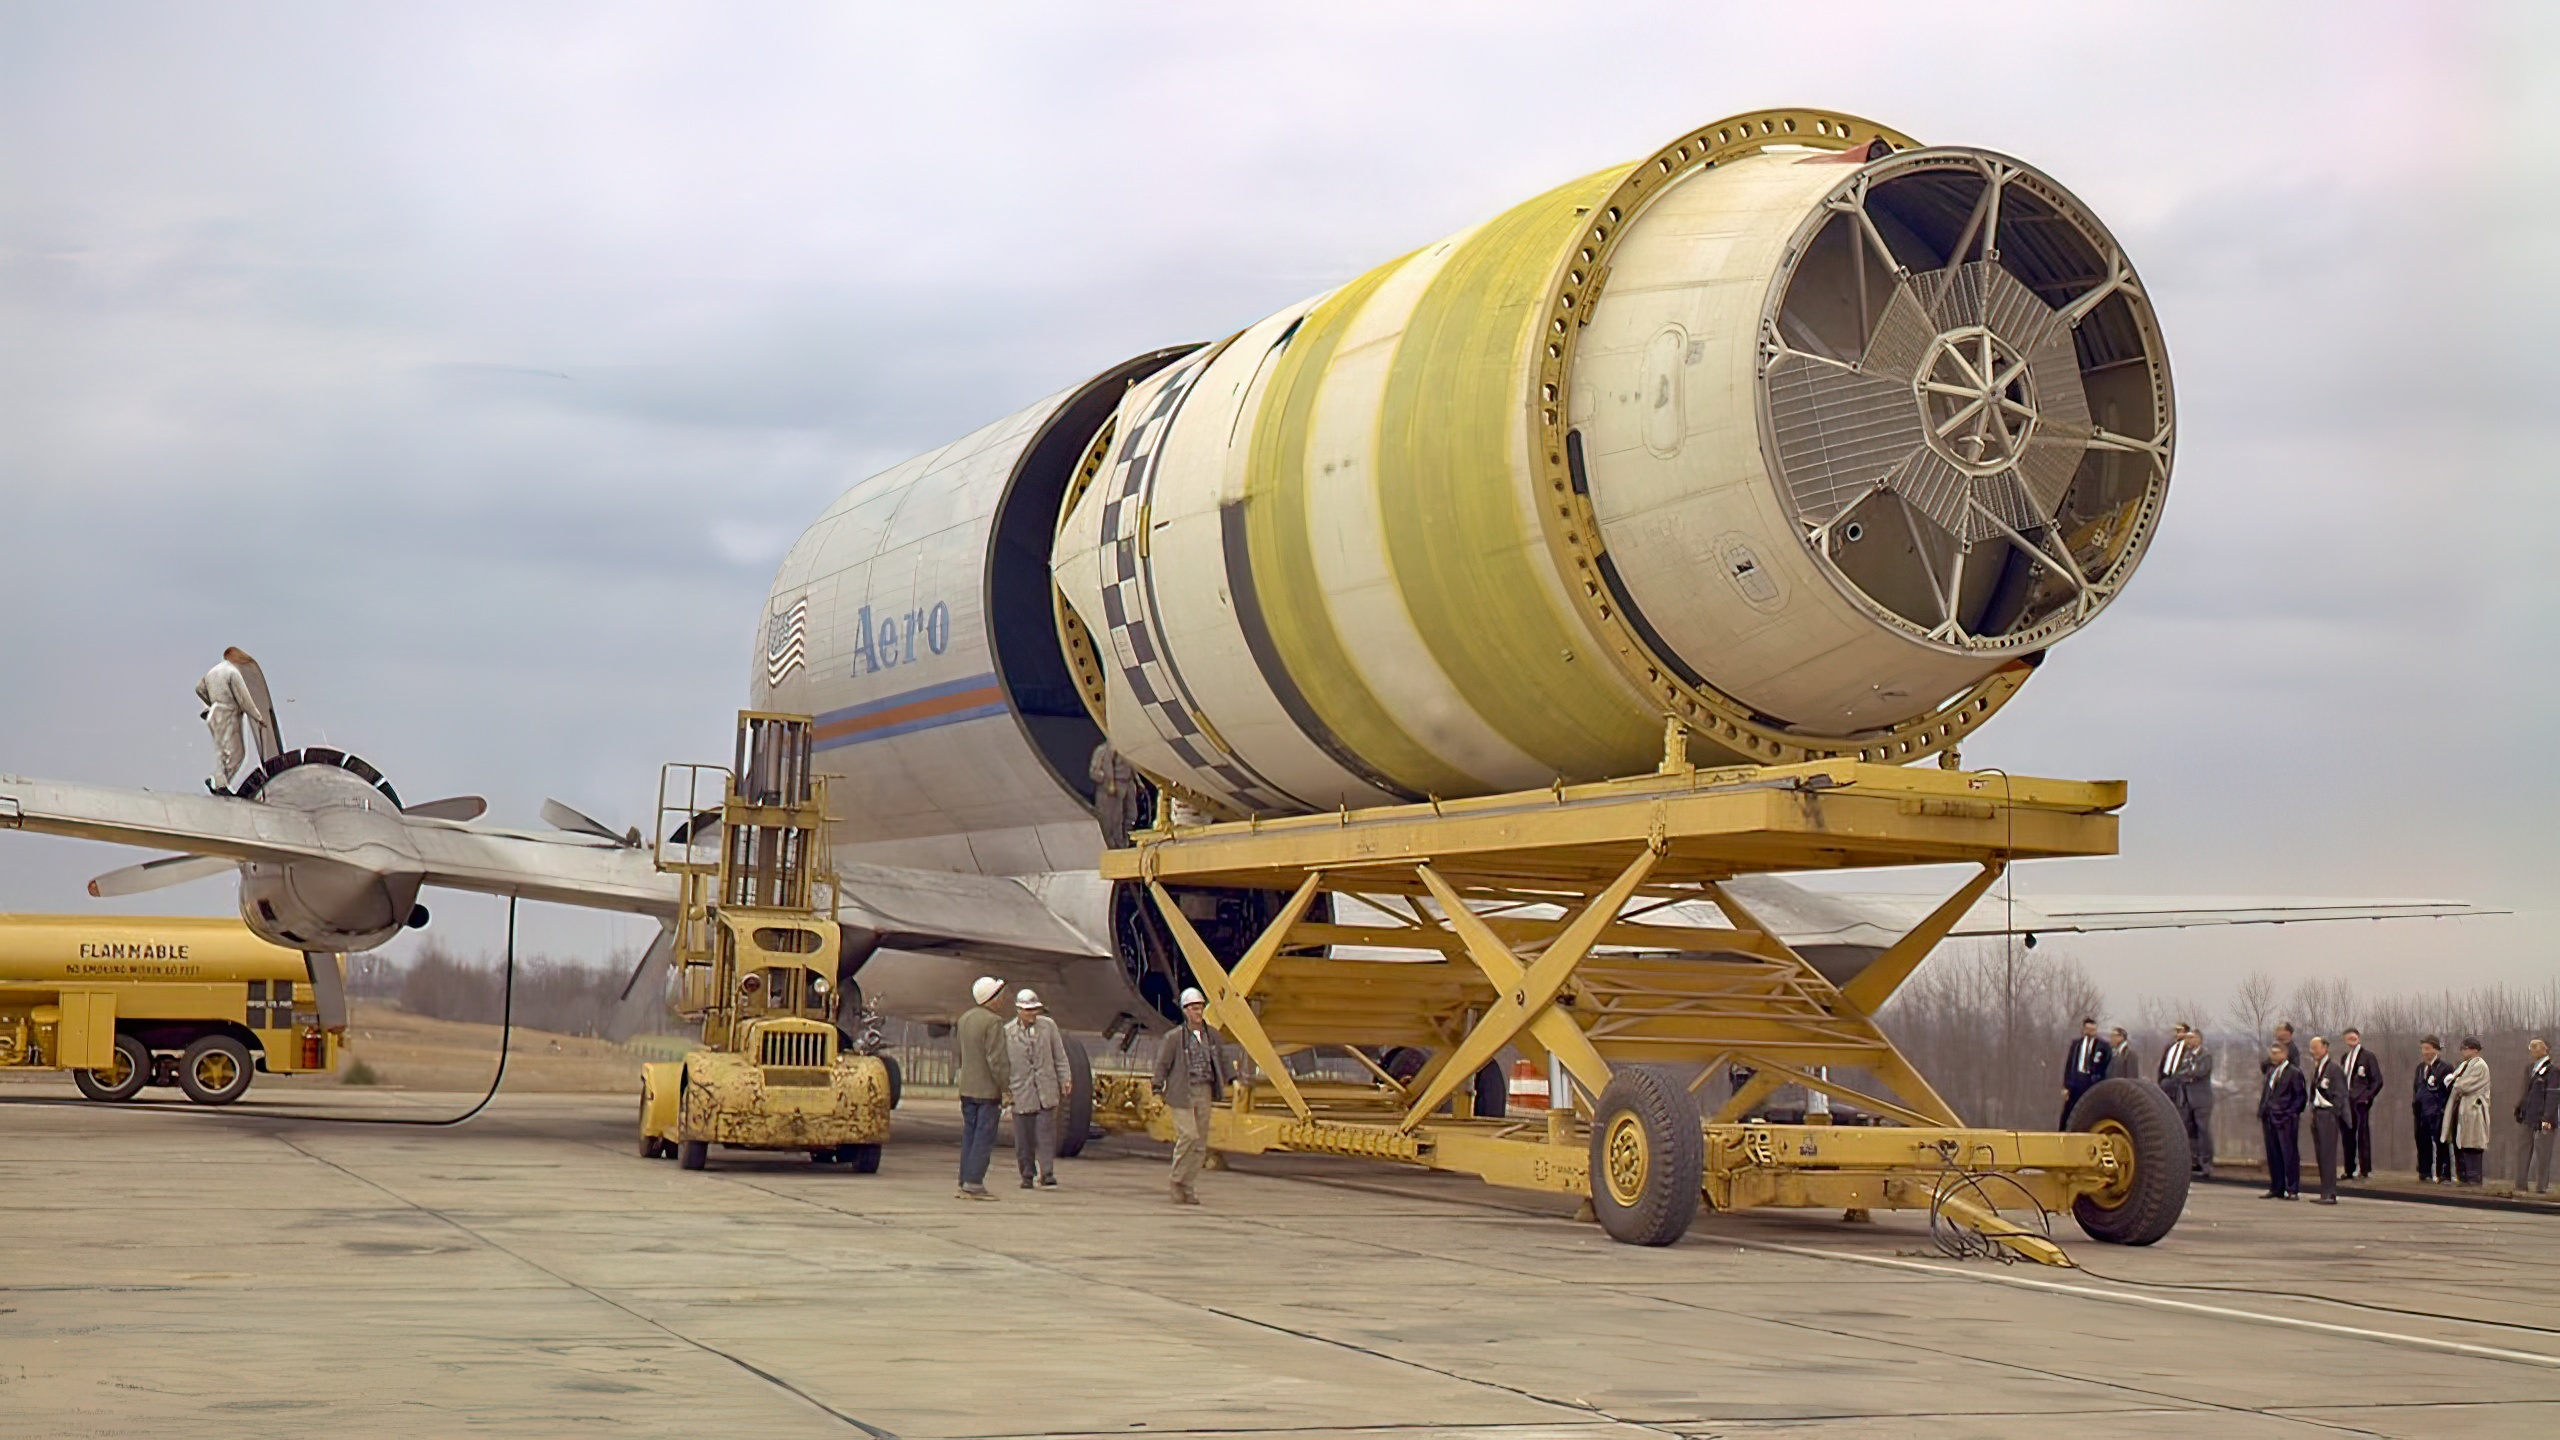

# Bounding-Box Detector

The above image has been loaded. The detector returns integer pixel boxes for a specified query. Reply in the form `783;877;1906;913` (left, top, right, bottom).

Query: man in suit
2412;1036;2454;1182
2108;1026;2139;1085
2305;1035;2345;1204
2159;1023;2215;1178
2516;1038;2555;1194
2259;1042;2306;1199
2262;1021;2301;1074
2061;1017;2112;1129
2339;1026;2384;1180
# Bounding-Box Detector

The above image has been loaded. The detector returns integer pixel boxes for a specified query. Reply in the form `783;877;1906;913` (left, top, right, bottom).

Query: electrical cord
1925;1147;2059;1264
0;895;521;1128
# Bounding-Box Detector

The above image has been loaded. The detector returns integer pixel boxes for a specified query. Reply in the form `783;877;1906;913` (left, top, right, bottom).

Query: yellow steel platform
1092;751;2188;1260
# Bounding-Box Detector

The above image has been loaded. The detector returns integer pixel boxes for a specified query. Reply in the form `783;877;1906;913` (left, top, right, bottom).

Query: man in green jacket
954;976;1009;1200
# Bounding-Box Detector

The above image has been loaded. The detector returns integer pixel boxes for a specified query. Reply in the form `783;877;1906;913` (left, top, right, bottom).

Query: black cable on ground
0;895;520;1128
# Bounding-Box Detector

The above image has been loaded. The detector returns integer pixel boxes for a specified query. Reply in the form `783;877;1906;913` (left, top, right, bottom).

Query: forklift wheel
74;1034;152;1103
678;1138;709;1170
845;1143;882;1174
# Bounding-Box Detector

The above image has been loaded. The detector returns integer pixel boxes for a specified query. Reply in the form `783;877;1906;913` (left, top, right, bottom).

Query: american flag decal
765;597;808;686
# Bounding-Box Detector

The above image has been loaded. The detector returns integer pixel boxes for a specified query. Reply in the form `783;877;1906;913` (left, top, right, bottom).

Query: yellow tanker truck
0;915;344;1104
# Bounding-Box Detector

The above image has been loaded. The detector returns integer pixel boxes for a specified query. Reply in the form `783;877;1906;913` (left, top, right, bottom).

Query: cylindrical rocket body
1051;110;2172;815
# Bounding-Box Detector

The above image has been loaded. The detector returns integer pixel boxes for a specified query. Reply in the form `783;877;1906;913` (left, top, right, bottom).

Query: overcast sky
0;2;2549;1014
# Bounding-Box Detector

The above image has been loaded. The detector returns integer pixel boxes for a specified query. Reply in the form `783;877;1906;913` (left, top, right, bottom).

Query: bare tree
2224;970;2278;1047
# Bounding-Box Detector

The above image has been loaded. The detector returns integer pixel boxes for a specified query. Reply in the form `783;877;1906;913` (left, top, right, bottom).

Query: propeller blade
665;808;723;846
603;923;678;1043
88;854;234;898
402;795;487;822
541;798;624;843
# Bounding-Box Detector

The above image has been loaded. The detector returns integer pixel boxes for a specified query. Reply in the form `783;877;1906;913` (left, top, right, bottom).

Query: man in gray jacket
1005;989;1075;1189
1152;987;1230;1205
954;976;1010;1200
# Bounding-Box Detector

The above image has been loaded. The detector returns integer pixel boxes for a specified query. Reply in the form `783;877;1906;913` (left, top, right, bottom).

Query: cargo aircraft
0;111;2487;1081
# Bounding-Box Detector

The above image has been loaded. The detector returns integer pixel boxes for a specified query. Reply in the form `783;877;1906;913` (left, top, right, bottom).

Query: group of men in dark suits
2058;1019;2216;1178
2255;1025;2386;1202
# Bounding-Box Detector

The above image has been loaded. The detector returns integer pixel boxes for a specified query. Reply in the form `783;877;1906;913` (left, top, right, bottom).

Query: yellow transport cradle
1091;737;2190;1264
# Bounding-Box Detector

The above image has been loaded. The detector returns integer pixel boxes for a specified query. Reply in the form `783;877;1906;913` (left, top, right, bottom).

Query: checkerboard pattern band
1095;353;1296;815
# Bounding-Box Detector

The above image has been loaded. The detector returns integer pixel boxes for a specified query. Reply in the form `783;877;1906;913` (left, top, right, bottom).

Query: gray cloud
1;1;2549;996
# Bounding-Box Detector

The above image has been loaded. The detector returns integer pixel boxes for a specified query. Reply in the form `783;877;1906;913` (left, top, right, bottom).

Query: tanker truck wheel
846;1143;882;1174
2067;1077;2190;1246
177;1036;254;1106
678;1137;709;1170
74;1034;152;1103
1055;1035;1095;1157
1588;1066;1703;1247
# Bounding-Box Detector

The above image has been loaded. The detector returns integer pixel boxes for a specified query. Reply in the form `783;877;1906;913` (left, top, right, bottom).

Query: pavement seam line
719;1173;1647;1431
273;1135;900;1438
1733;1238;2560;1371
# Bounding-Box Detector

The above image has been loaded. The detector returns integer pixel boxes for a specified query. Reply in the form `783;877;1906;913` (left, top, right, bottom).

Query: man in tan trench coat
2444;1037;2494;1188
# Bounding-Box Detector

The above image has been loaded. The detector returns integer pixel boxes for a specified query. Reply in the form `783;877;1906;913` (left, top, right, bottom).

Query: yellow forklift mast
637;712;893;1172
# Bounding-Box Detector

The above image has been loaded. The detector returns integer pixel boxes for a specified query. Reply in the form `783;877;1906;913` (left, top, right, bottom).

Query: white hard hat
1179;987;1206;1008
971;976;1003;1005
1015;987;1044;1009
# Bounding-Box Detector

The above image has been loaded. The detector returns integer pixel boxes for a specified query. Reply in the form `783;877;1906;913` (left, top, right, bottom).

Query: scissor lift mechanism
1091;737;2188;1263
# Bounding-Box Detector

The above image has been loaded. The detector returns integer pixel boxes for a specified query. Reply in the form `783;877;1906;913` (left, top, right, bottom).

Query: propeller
542;798;640;847
664;808;723;846
88;853;234;898
603;922;679;1044
401;795;487;822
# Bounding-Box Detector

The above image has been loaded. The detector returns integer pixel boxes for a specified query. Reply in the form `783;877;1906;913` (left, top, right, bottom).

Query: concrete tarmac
4;1088;2558;1438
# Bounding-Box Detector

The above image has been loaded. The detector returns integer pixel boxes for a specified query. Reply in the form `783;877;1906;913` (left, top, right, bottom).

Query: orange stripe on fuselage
813;685;1006;743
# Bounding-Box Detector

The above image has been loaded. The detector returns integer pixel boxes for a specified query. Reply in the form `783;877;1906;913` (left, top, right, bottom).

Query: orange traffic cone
1507;1059;1549;1110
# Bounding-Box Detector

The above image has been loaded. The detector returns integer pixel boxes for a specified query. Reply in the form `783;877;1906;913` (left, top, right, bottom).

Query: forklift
638;712;893;1171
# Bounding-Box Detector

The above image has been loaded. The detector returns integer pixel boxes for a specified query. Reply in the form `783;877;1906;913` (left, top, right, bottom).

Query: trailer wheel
177;1036;254;1106
1588;1066;1703;1246
845;1143;882;1174
74;1034;152;1103
678;1138;709;1170
1055;1035;1095;1157
2066;1077;2190;1245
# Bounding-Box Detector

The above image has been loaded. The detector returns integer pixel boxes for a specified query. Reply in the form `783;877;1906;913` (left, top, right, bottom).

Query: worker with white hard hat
1004;987;1075;1189
1151;986;1231;1205
952;976;1011;1200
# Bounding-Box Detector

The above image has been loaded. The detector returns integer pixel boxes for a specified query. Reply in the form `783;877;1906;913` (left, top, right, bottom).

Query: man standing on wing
954;976;1010;1201
1152;986;1230;1206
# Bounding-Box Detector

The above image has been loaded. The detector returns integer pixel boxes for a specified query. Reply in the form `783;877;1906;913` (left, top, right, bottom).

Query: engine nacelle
229;749;426;954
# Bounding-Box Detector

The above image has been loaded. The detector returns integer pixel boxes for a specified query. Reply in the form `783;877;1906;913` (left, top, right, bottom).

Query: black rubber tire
1382;1046;1426;1083
176;1035;255;1106
1588;1066;1704;1246
846;1143;882;1174
880;1052;903;1110
2066;1076;2191;1245
1054;1034;1095;1158
1472;1060;1508;1119
678;1137;709;1171
74;1034;152;1103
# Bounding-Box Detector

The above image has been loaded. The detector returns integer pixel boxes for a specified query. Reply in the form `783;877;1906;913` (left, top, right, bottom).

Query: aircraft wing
0;773;1108;962
1719;875;2504;950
